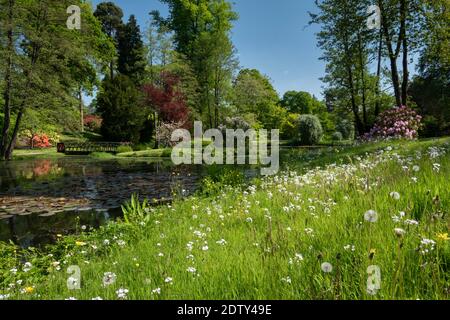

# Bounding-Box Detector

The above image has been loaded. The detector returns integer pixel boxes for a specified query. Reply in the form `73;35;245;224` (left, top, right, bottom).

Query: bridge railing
57;142;131;154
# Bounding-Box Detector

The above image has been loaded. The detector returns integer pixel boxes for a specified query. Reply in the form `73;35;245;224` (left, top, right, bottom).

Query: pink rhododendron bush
364;106;422;140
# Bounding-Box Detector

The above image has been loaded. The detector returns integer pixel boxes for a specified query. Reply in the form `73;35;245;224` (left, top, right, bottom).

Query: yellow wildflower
75;241;87;247
437;233;449;242
25;287;34;294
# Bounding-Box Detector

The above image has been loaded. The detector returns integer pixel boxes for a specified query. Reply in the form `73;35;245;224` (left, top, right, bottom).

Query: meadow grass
1;138;449;300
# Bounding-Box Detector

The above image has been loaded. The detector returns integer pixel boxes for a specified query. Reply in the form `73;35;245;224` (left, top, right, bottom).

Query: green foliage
118;15;146;85
231;69;282;130
116;145;133;154
122;194;152;224
331;131;343;142
117;148;173;158
153;0;238;128
97;75;147;144
0;0;114;159
281;91;316;114
280;113;300;140
410;74;450;137
297;115;323;145
336;118;355;140
89;152;115;159
132;143;154;152
419;115;442;138
199;166;245;196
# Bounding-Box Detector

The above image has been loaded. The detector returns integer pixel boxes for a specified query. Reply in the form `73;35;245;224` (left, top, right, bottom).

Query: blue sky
90;0;325;99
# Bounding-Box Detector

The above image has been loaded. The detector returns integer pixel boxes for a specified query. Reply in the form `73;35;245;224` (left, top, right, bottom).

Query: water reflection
0;157;203;247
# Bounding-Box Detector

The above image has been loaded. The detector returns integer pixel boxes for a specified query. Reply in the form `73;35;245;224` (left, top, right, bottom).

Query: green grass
117;148;173;158
1;138;449;300
11;148;64;160
60;131;103;143
89;152;116;159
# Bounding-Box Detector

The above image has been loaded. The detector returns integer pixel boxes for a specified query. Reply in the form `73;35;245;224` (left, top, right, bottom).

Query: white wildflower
364;210;378;223
116;288;129;300
102;272;117;287
321;262;333;273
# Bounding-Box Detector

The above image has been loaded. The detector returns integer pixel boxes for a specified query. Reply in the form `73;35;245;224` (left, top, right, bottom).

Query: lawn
12;148;64;161
1;138;449;300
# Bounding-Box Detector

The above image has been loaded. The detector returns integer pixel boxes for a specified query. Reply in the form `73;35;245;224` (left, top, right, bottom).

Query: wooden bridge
57;142;130;155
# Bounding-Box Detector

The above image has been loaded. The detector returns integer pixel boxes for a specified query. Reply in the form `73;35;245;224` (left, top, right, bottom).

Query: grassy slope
1;138;449;300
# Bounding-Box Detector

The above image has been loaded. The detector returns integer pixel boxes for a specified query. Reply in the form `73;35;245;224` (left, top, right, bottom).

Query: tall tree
311;0;375;134
97;75;146;143
94;1;123;79
281;91;317;114
117;15;146;85
152;0;238;128
231;69;284;130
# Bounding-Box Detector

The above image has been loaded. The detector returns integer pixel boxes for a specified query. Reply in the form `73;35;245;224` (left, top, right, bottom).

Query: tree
97;75;147;144
142;71;191;125
281;91;316;114
118;15;146;85
94;1;123;79
152;0;238;128
231;69;283;130
311;0;375;135
409;0;450;137
0;0;112;160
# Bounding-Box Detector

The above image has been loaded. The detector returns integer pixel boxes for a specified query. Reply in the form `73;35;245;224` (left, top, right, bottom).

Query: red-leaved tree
142;72;191;126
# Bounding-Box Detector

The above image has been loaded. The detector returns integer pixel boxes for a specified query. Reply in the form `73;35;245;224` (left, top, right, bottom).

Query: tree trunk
5;111;23;160
379;0;403;107
79;88;84;133
110;61;114;79
347;65;365;135
343;30;364;135
400;0;409;106
214;68;220;128
1;0;15;160
375;28;383;117
358;33;368;131
154;112;159;149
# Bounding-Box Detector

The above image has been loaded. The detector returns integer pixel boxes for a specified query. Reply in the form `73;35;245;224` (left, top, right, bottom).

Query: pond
0;157;210;247
0;147;325;247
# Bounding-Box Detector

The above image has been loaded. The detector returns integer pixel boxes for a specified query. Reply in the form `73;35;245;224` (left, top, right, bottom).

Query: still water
0;157;204;247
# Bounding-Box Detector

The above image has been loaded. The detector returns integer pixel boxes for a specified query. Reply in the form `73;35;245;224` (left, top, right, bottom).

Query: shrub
133;143;153;151
420;115;441;138
84;115;102;132
336;119;355;140
332;131;343;142
297;115;323;145
32;134;52;148
116;145;133;154
281;113;300;140
219;117;252;137
156;121;187;148
364;105;422;140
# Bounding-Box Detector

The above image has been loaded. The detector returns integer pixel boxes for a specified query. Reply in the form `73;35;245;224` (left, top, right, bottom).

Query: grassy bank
1;138;449;300
11;148;64;161
117;148;173;158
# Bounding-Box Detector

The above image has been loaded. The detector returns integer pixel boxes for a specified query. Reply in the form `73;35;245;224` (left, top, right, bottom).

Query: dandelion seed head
321;262;333;273
364;210;378;223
